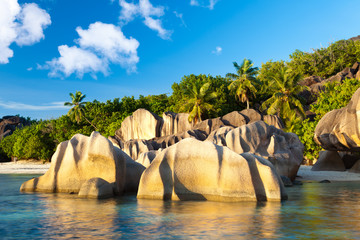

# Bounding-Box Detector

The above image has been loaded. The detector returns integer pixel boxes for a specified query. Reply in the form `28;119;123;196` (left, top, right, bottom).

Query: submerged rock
137;138;287;202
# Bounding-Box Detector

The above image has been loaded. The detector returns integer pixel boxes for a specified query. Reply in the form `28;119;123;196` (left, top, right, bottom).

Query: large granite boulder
263;115;284;129
137;138;287;202
20;132;127;194
161;111;194;136
115;109;163;141
120;149;146;193
314;87;360;151
225;121;304;181
194;117;225;135
311;151;346;171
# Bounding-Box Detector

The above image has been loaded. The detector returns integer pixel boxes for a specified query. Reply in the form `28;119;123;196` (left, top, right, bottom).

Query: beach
0;161;50;174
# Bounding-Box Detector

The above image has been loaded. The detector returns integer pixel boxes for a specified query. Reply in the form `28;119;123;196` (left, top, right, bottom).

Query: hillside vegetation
1;38;360;162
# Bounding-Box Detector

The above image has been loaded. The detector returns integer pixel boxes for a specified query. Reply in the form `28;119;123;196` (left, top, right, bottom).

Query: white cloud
43;22;139;78
77;22;139;71
15;3;51;46
174;11;187;28
212;46;222;55
0;100;69;111
190;0;219;10
119;0;171;40
44;45;108;79
0;0;50;64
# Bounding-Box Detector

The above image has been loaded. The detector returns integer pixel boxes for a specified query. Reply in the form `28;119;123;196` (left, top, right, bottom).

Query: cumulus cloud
119;0;172;40
44;45;108;79
190;0;219;10
0;100;69;111
0;0;50;64
212;46;222;55
43;22;139;78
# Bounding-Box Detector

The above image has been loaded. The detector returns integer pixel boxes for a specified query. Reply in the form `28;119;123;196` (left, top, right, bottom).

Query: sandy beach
1;162;360;182
0;161;50;174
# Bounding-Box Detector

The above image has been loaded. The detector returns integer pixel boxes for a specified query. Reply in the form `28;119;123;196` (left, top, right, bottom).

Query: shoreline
2;162;360;182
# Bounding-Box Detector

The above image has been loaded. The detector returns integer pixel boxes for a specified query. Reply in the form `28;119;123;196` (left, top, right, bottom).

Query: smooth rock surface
225;121;304;181
20;132;126;194
115;109;163;141
315;87;360;151
137;138;287;202
161;111;194;136
311;151;346;171
136;150;159;168
78;178;114;199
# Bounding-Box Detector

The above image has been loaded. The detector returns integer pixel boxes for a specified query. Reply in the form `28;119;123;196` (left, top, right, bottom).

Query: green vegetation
1;38;360;162
227;59;259;109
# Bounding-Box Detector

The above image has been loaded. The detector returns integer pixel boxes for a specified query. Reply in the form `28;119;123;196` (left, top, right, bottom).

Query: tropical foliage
226;58;259;109
261;66;306;130
1;38;360;162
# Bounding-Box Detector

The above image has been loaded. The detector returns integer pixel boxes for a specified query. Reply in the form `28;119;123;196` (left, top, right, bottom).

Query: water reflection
2;175;360;239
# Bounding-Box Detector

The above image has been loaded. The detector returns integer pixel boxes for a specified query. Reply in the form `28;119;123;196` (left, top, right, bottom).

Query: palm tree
180;80;217;124
226;58;259;109
64;91;97;130
261;67;306;122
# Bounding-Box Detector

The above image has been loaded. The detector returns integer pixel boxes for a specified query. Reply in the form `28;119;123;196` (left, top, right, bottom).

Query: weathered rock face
263;115;284;129
20;132;127;194
137;138;287;202
221;111;247;128
151;129;207;149
206;126;234;146
122;139;154;160
194;117;225;135
161;111;194;136
136;150;159;168
314;87;360;152
78;178;114;199
225;121;304;181
311;151;346;172
0;116;29;141
115;109;163;142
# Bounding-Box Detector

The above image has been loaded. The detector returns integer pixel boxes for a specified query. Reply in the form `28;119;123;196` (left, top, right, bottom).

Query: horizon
1;0;359;120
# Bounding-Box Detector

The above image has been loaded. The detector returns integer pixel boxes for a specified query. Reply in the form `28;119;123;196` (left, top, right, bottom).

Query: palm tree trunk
246;99;250;109
84;116;97;130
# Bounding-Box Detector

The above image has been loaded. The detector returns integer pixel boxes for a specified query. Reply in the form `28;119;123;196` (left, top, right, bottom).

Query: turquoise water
1;175;360;239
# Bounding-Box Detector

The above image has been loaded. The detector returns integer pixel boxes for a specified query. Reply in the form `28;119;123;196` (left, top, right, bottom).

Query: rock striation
115;108;163;142
20;132;127;195
225;121;304;181
137;138;287;202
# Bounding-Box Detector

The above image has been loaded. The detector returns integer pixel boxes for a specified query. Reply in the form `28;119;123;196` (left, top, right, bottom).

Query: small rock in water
319;180;331;183
281;176;293;187
292;180;303;185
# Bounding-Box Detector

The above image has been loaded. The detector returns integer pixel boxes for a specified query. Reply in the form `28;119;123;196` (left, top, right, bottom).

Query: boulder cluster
21;109;304;202
0;116;29;141
313;87;360;172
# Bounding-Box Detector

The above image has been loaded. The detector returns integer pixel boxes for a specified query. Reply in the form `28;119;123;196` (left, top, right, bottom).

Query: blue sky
0;0;359;120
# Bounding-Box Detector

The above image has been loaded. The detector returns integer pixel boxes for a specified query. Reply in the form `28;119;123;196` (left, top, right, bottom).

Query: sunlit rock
161;111;194;136
315;87;360;152
78;178;114;199
20;132;126;194
225;121;304;181
137;138;287;202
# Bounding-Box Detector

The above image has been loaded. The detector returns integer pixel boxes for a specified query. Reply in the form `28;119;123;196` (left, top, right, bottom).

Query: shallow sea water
1;174;360;239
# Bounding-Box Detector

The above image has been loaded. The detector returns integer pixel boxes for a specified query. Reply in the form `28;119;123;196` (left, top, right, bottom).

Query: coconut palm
180;80;217;124
64;91;97;130
226;58;259;109
261;67;306;121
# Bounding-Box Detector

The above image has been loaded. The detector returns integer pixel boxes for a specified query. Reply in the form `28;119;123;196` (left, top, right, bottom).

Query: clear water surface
1;174;360;239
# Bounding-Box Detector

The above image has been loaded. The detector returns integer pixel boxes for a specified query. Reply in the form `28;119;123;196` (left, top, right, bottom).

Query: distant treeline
1;39;360;162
